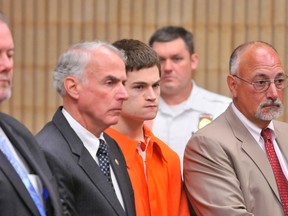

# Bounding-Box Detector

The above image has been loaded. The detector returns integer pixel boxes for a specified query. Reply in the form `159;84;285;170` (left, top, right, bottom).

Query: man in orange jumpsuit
106;39;190;216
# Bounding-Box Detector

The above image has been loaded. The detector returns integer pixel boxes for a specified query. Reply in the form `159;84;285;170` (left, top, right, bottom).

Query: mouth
0;78;10;82
145;105;158;109
112;107;122;111
261;102;281;109
0;79;11;86
263;104;279;108
109;107;123;114
261;104;282;113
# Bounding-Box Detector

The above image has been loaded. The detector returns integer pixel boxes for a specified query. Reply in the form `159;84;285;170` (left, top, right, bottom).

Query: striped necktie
0;135;46;216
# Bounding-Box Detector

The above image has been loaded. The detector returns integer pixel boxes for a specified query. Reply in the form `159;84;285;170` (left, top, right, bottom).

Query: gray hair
0;12;9;26
53;41;126;96
229;41;278;76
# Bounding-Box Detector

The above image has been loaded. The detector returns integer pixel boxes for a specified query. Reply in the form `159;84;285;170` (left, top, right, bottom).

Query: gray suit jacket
36;107;136;216
184;104;288;216
0;112;62;216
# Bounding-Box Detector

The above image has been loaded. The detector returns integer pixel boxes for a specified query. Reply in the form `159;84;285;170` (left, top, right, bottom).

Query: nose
145;87;157;101
118;83;129;101
162;59;172;72
266;82;279;100
0;54;13;73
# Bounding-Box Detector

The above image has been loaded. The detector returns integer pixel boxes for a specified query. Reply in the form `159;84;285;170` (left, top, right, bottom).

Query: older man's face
0;22;14;103
231;46;285;128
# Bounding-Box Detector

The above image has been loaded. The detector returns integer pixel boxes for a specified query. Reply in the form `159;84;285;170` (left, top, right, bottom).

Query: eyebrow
253;72;286;79
105;75;124;82
132;80;160;85
132;81;148;85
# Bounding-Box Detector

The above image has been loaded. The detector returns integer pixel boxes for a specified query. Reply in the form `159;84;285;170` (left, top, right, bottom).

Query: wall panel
0;0;287;132
219;0;232;95
206;0;220;92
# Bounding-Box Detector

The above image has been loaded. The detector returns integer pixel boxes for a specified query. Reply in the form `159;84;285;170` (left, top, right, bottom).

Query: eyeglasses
233;74;288;92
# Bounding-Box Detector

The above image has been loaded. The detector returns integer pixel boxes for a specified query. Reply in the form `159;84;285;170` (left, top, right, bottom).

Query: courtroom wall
0;0;287;133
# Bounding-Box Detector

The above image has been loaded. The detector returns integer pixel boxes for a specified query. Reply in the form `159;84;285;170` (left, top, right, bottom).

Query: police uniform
151;82;231;170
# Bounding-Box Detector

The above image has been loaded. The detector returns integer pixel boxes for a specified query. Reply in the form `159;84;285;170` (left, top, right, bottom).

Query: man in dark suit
36;41;136;215
184;41;288;215
0;12;62;216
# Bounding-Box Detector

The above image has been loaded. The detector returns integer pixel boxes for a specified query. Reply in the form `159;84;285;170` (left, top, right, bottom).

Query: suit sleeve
183;134;254;216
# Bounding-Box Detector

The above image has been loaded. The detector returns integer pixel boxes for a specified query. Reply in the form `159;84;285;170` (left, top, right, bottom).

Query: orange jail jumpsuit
106;125;190;216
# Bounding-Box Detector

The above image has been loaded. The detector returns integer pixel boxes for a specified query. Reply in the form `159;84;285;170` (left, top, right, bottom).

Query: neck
111;117;145;141
62;104;103;137
161;82;193;105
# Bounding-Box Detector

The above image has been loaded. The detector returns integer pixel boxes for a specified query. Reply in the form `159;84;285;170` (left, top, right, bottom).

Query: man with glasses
184;41;288;216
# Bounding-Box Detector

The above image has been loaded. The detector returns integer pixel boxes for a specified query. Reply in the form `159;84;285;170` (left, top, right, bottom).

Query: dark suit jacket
0;112;62;216
36;107;136;216
184;105;288;216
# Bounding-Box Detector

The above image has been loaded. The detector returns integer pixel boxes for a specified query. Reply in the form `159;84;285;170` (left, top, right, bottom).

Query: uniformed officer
148;26;231;170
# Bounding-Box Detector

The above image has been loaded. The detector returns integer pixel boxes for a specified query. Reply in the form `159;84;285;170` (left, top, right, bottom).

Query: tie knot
261;128;272;142
97;139;109;156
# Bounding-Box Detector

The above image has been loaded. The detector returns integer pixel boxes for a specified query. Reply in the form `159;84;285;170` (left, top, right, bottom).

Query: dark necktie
261;128;288;215
97;139;112;184
0;135;46;216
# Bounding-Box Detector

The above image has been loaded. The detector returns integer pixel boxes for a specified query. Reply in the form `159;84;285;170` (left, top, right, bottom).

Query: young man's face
121;65;160;122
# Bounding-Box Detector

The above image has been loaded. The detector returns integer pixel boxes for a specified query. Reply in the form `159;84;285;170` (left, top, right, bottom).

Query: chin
106;118;120;126
145;115;157;120
0;91;11;103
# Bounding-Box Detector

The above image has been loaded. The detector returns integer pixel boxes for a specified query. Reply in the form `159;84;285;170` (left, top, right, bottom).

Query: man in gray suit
184;41;288;216
36;41;136;216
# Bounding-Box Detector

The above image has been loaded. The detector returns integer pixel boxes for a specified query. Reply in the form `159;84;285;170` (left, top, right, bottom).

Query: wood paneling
0;0;287;133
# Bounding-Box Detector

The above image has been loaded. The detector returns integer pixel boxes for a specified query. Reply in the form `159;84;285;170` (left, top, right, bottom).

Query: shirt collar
106;125;166;167
158;81;198;115
62;108;105;159
231;103;275;144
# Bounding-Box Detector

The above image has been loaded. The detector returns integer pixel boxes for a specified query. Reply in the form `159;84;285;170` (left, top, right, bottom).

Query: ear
64;76;81;99
190;53;199;71
227;74;237;98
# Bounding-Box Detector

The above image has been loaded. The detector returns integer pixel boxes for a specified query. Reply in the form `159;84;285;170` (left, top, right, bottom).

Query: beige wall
0;0;287;133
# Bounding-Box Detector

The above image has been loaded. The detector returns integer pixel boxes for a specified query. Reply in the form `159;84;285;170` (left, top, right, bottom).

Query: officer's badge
198;113;213;129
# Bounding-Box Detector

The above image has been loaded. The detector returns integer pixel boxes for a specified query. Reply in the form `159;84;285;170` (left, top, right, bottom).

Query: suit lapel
53;108;126;215
105;133;134;215
274;121;288;163
0;118;40;215
226;106;281;201
77;146;126;214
